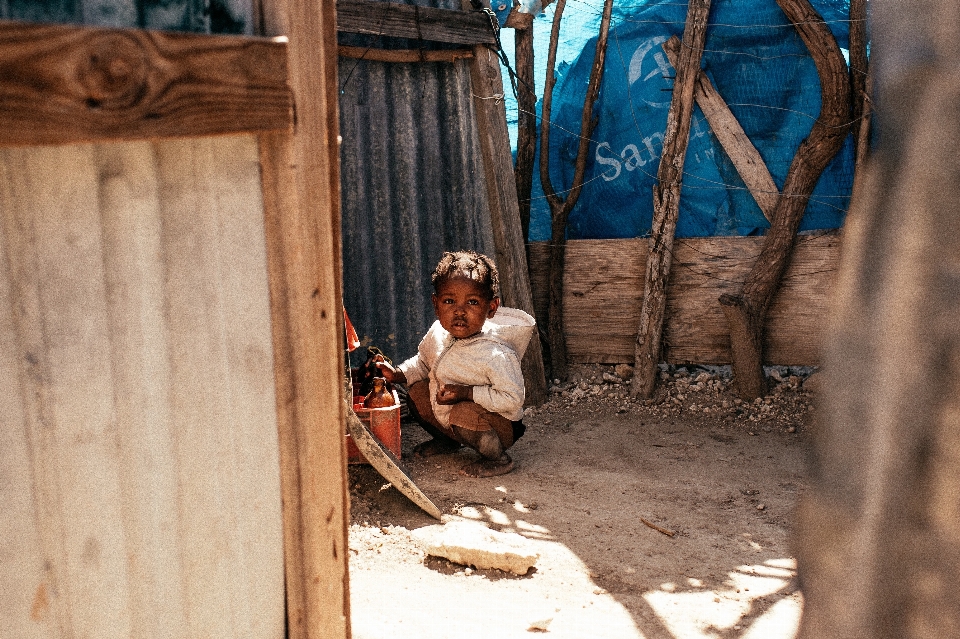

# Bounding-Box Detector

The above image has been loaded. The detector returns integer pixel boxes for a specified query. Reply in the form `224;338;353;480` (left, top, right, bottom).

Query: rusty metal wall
0;0;252;33
338;9;497;363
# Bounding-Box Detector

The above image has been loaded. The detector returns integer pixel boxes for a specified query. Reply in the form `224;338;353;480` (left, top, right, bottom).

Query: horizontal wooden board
337;44;473;62
336;0;497;45
0;21;293;146
528;234;841;366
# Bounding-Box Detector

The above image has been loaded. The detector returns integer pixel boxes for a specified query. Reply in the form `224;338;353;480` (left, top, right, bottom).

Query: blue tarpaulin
503;0;854;240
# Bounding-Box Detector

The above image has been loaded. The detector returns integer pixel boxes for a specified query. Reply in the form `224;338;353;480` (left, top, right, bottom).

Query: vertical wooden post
631;0;712;399
513;11;536;245
465;4;547;405
848;0;868;159
796;4;960;636
258;0;351;636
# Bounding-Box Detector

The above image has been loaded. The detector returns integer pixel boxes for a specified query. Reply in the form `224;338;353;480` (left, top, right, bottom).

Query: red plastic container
346;392;401;464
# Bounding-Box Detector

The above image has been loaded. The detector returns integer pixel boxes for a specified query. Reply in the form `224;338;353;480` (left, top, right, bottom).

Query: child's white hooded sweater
398;307;535;426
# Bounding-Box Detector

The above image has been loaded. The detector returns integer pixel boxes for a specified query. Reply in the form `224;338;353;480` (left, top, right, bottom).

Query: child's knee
448;403;515;452
451;424;503;460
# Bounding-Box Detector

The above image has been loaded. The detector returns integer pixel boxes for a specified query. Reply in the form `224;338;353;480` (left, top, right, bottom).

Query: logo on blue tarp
516;0;855;241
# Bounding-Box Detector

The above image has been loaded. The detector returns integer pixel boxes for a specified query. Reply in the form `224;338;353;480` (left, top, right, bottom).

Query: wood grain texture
528;234;839;366
663;35;779;220
337;44;473;62
0;136;285;638
633;0;711;396
336;0;496;45
258;0;351;635
720;0;851;397
0;21;293;146
466;16;547;405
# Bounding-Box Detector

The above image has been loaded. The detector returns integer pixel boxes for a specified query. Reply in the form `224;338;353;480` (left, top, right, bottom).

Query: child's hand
375;357;406;385
436;384;472;405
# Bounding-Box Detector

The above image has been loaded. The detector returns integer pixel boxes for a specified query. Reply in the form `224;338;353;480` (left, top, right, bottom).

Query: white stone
412;520;540;575
528;617;554;631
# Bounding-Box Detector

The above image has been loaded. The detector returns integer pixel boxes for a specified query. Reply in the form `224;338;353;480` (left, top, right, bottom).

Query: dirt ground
347;364;816;639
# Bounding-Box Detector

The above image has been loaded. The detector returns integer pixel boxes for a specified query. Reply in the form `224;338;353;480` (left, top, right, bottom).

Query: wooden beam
257;0;350;637
663;35;779;221
465;2;547;405
0;20;293;147
528;235;839;366
337;44;473;62
632;0;712;398
337;0;496;45
513;12;536;250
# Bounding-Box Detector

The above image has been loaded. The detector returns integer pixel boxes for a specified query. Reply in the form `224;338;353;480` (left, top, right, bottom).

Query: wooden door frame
0;0;350;635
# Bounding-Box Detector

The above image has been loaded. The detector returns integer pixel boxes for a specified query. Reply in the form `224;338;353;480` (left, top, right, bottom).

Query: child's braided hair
431;250;500;300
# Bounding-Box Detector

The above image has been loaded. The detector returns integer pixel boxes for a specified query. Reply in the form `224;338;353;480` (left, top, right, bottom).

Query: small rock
602;372;620;383
615;364;634;380
788;426;797;433
527;617;553;632
757;504;766;511
412;520;539;575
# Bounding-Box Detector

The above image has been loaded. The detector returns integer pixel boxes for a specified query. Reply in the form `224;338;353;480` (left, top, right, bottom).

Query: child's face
432;276;499;339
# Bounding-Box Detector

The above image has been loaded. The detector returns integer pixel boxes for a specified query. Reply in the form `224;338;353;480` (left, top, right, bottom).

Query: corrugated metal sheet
339;0;497;362
0;0;253;33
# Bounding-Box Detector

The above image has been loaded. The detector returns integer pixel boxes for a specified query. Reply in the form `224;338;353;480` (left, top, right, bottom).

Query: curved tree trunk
719;0;851;400
538;0;613;380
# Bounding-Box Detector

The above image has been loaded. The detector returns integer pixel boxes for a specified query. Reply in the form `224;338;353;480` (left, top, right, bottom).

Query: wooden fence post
258;0;351;636
465;3;547;405
631;0;711;399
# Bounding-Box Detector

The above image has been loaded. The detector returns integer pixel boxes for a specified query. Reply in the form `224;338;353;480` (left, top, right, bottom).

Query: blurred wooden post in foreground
796;2;960;637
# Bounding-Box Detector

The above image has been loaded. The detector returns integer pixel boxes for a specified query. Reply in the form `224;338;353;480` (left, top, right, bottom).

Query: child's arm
436;383;472;404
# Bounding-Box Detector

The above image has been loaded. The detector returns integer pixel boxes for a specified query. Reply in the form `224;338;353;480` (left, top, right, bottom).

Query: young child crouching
376;250;534;477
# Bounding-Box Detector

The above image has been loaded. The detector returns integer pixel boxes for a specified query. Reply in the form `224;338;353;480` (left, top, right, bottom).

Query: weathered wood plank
663;35;779;220
337;44;473;62
336;0;496;45
155;136;284;637
0;137;287;637
465;0;546;405
258;0;351;635
95;141;190;638
0;151;55;639
632;0;712;397
0;20;292;146
0;144;136;638
529;234;839;366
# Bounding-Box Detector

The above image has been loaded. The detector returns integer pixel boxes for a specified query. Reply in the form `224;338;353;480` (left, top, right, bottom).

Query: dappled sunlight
644;558;801;639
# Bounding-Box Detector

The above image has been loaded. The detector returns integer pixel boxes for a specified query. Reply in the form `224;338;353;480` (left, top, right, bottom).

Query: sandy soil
347;364;815;639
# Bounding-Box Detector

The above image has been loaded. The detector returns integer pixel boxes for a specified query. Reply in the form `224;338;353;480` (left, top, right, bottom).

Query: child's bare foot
413;438;461;458
459;454;514;477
